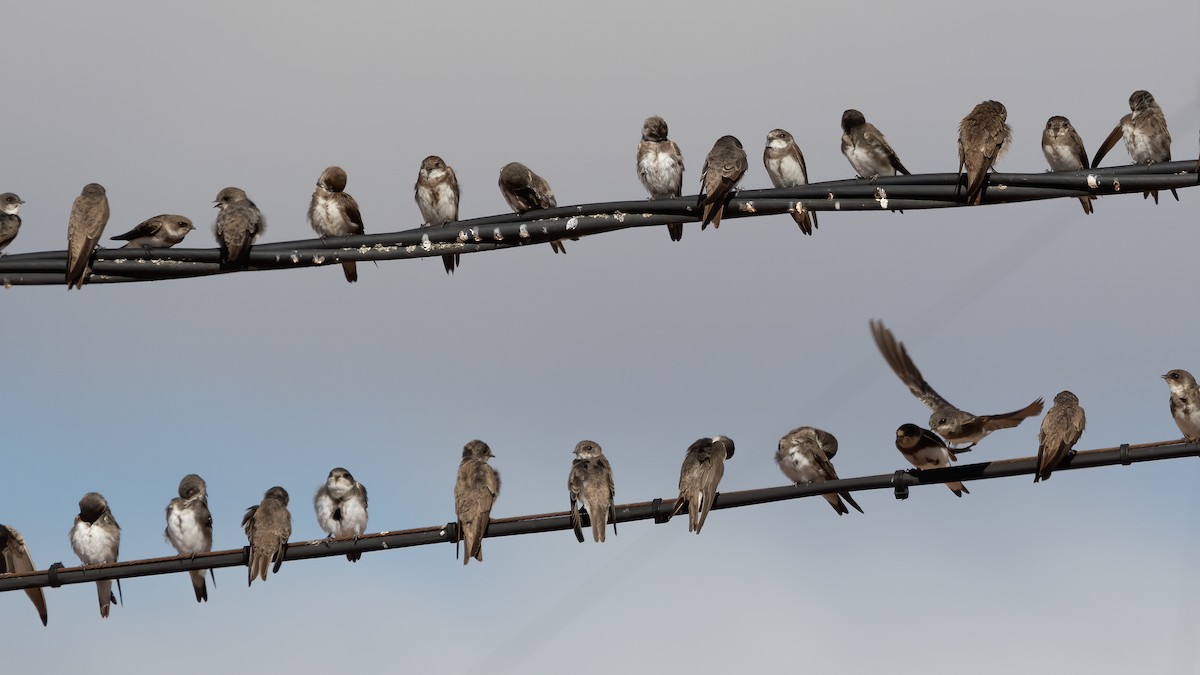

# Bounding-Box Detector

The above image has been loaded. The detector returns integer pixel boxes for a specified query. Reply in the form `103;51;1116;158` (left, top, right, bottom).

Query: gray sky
3;1;1200;672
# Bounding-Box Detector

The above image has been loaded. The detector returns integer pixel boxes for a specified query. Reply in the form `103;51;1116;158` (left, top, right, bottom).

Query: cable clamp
892;471;911;500
47;562;64;588
1119;443;1131;466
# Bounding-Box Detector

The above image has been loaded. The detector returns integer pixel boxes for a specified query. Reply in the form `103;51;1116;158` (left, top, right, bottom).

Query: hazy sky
3;2;1199;673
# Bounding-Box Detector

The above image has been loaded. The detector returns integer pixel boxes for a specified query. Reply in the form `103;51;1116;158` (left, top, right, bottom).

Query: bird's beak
212;202;219;208
1162;374;1170;380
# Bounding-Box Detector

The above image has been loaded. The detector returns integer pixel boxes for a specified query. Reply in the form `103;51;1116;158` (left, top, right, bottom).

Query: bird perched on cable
840;109;910;181
567;440;617;543
242;486;291;585
69;492;122;618
111;214;195;249
1;524;48;626
674;436;735;533
1035;391;1086;482
1163;369;1200;443
698;135;747;230
165;474;214;602
636;115;686;242
415;155;461;274
1091;90;1177;203
455;440;501;564
1041;116;1095;215
308;166;364;283
65;183;109;289
0;192;25;254
498;162;567;254
314;467;368;562
957;100;1012;205
763;129;818;235
775;427;863;515
213;187;265;266
870;319;1043;449
894;424;969;497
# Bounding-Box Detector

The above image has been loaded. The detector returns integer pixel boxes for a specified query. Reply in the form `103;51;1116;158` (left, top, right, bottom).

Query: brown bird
498;162;567;253
697;135;747;229
68;492;122;618
242;486;291;585
1041;116;1095;215
454;440;501;564
414;155;462;274
213;187;265;266
636;115;687;242
567;440;617;543
110;214;195;249
840;109;910;180
308;166;365;283
164;474;214;602
774;427;863;515
1035;390;1086;482
895;424;969;497
65;183;110;289
763;129;818;235
0;192;26;254
673;436;735;533
957;100;1012;205
1091;90;1177;203
0;525;48;626
871;319;1043;449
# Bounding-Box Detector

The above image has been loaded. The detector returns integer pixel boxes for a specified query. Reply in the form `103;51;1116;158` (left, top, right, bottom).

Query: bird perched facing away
1163;369;1200;443
308;166;365;283
165;474;214;602
1041;116;1095;215
65;183;109;289
1;524;48;626
314;467;368;562
0;192;25;254
775;427;863;515
213;187;265;266
111;214;195;249
636;115;686;242
871;319;1043;449
1035;391;1086;482
674;436;735;533
242;487;291;585
567;440;617;543
1091;90;1177;203
957;100;1012;205
763;128;818;235
840;109;910;180
414;155;461;274
894;424;969;497
698;135;747;230
498;162;567;254
455;440;501;564
68;492;121;617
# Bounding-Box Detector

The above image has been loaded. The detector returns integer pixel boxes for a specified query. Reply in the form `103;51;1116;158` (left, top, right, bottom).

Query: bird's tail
341;261;358;283
947;481;969;497
189;569;208;602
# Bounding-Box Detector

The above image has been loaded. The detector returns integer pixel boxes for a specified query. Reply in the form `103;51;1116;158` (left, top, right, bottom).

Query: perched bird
308;166;365;283
0;192;25;253
1163;369;1200;443
454;440;501;564
1041;116;1095;214
674;436;735;533
414;155;462;274
110;214;195;249
763;129;818;235
314;467;369;562
65;183;110;289
0;524;48;626
636;115;686;242
242;487;292;585
1091;90;1177;203
1035;391;1086;482
164;474;214;602
213;187;265;266
698;135;747;230
957;100;1012;205
840;109;910;180
68;492;121;618
774;427;863;515
498;162;566;253
567;440;617;543
871;319;1043;449
895;424;969;497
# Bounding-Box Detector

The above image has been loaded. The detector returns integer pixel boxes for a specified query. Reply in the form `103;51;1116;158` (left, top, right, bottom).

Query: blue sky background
3;2;1199;672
